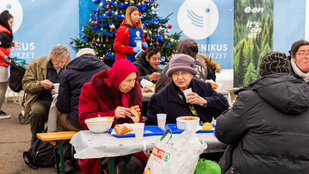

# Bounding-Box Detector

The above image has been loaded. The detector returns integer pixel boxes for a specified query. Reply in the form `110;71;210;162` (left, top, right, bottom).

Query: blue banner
0;0;79;63
158;0;234;69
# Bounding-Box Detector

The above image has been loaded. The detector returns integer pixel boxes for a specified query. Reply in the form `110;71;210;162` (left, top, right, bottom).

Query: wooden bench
37;131;78;174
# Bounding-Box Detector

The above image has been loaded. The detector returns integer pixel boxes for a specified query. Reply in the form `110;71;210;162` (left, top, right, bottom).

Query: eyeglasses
296;51;309;58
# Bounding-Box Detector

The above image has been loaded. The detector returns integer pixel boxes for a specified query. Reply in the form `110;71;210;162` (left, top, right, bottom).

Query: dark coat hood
237;73;309;114
66;54;105;71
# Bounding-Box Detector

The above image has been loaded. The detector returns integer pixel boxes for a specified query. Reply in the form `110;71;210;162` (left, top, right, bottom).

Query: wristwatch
202;99;207;107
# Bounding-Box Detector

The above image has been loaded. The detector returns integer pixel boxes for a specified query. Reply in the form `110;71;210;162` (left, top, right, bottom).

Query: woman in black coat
146;54;228;125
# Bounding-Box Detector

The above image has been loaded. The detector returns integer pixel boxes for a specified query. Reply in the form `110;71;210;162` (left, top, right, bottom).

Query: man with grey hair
22;44;70;145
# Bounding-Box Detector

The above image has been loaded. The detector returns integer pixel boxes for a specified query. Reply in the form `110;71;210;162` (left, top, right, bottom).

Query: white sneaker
0;110;11;119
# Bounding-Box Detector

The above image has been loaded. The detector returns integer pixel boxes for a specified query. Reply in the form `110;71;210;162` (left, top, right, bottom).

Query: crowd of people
1;6;309;174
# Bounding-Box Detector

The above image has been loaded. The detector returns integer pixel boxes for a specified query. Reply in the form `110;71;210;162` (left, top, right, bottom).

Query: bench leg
109;157;115;174
54;146;60;174
58;140;66;174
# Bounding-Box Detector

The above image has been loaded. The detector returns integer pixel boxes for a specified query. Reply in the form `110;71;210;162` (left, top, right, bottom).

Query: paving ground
0;99;82;174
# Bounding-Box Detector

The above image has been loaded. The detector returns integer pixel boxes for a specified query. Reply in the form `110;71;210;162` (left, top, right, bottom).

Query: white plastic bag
144;129;207;174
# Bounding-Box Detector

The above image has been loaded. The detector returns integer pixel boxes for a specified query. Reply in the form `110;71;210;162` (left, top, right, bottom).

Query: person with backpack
0;10;19;119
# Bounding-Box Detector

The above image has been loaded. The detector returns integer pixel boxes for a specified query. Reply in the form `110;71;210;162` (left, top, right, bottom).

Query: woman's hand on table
186;92;205;106
115;106;131;119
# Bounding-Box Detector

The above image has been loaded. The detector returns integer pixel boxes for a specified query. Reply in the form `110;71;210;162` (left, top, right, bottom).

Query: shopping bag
144;129;207;174
194;158;221;174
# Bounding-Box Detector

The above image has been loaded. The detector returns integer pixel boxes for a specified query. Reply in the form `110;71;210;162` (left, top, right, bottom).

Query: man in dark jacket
215;52;309;174
56;48;109;131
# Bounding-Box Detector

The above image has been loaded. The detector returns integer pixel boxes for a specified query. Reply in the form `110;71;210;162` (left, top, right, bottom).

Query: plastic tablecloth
70;130;227;159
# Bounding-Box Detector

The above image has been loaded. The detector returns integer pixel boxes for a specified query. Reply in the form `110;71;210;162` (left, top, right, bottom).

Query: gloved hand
133;47;142;53
142;42;148;48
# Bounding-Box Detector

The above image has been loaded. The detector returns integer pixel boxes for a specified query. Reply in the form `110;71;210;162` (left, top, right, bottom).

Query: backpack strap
23;151;38;170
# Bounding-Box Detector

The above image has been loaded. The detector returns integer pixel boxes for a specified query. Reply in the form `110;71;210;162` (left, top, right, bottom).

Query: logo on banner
0;0;23;33
178;0;219;40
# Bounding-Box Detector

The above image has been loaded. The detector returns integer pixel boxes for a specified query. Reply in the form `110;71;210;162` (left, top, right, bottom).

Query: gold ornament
99;2;104;7
164;35;168;40
110;25;115;30
148;30;152;35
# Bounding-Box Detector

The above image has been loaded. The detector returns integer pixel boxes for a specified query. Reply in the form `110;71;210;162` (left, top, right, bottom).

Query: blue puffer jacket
56;54;109;129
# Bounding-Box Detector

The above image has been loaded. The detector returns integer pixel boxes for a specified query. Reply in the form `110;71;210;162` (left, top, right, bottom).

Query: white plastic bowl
86;121;113;133
85;116;114;133
176;116;200;130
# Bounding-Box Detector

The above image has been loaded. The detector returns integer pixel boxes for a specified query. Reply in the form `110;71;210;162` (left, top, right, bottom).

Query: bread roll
114;124;133;135
127;108;140;123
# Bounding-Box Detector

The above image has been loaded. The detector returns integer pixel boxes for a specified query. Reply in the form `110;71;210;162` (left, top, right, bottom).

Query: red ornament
96;8;100;12
105;39;109;43
110;30;113;33
165;57;169;61
106;6;110;10
70;41;73;44
156;42;159;45
81;35;85;39
95;21;99;25
106;11;109;13
156;3;159;6
92;38;96;42
146;37;150;41
168;24;172;29
172;50;176;54
139;12;142;16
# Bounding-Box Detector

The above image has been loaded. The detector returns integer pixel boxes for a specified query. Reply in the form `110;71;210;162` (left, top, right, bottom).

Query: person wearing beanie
146;54;228;127
288;40;309;84
154;38;209;93
78;59;146;174
215;51;309;174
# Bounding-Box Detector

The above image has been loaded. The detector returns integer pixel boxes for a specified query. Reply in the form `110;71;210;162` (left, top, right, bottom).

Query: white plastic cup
134;123;144;140
182;88;192;99
157;113;167;130
53;83;60;93
186;121;198;132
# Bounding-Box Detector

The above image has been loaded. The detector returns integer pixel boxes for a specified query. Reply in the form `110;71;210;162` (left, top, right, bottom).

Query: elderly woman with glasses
146;54;229;125
289;40;309;84
133;45;162;85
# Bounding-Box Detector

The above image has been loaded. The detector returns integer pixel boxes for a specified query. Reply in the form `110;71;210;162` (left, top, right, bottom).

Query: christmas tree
71;0;181;66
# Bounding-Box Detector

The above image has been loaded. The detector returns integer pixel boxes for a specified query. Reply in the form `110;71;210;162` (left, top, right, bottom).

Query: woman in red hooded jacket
78;59;147;174
113;6;148;62
0;10;19;119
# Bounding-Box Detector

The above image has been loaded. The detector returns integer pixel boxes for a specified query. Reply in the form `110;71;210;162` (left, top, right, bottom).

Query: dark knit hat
259;52;291;76
166;54;198;77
